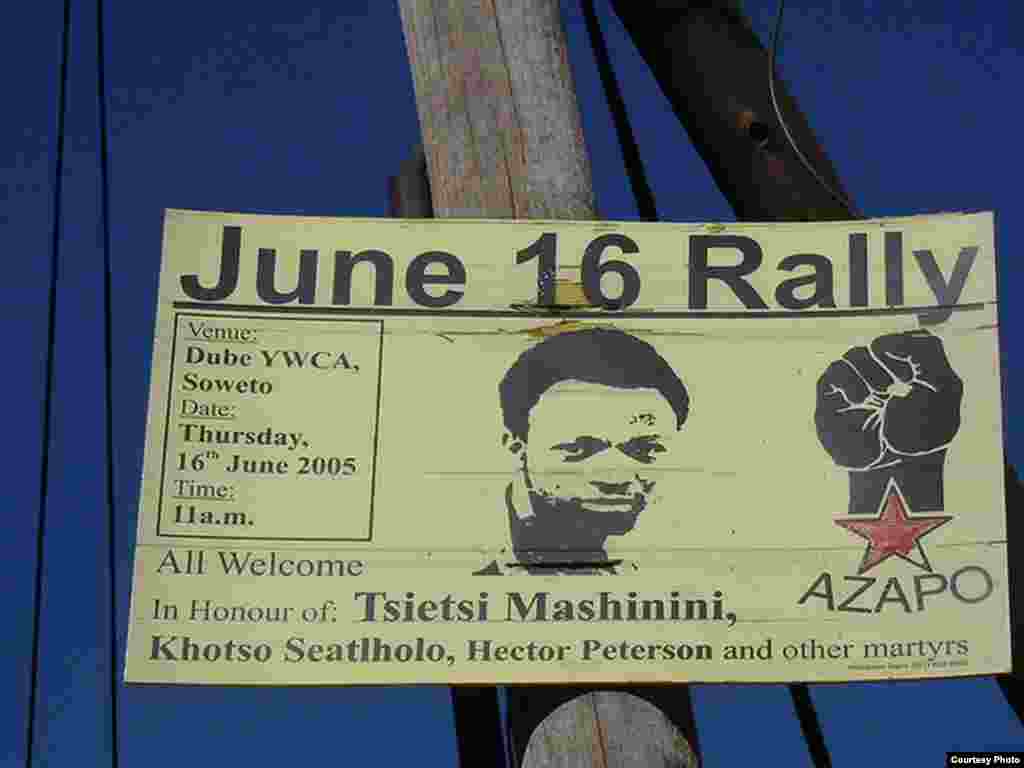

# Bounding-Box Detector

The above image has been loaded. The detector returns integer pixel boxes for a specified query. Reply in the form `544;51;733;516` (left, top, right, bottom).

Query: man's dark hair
499;327;690;442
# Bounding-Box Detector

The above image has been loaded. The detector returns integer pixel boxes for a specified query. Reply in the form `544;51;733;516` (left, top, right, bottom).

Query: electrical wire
25;0;72;765
96;0;121;762
768;0;860;217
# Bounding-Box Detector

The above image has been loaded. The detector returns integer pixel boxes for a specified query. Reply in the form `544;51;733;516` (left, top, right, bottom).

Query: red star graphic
835;479;952;574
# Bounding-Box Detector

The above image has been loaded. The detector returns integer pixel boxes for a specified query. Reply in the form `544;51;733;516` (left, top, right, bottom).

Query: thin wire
581;0;659;221
26;0;72;764
765;7;842;762
96;0;120;762
768;0;859;217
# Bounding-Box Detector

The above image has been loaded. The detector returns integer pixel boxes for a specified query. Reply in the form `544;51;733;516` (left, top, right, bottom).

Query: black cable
789;684;832;768
96;0;120;763
451;688;508;768
26;0;72;765
580;0;658;221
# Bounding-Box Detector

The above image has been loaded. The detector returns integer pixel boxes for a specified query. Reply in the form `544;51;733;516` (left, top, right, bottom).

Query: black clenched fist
815;330;963;471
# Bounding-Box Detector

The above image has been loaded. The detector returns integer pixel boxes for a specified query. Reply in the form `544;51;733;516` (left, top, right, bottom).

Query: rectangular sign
124;209;1008;685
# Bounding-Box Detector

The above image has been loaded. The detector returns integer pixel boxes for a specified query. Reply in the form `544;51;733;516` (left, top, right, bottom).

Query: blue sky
4;0;1023;765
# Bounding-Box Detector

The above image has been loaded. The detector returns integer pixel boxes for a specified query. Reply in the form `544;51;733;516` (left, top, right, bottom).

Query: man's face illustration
520;380;677;534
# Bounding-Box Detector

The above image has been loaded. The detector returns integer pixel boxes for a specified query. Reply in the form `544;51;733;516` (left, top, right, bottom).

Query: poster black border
155;311;383;542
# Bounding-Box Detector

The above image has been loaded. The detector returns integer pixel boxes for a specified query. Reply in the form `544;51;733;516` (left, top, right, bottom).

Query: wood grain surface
398;0;595;220
397;2;696;765
521;692;697;768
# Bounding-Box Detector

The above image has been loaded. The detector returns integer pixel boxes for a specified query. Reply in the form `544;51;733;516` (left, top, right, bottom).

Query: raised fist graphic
815;330;963;514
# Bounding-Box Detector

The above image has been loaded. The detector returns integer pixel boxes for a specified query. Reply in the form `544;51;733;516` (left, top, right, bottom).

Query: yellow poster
124;209;1007;685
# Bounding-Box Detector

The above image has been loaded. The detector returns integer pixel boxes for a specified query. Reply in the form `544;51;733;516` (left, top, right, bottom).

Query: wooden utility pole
595;3;855;762
398;0;594;220
389;146;511;768
398;0;1022;765
607;0;854;222
388;147;702;768
607;0;1022;733
397;1;698;765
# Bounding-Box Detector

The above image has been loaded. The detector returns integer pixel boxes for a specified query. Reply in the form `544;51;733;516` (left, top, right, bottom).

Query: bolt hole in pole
748;120;772;149
737;109;773;151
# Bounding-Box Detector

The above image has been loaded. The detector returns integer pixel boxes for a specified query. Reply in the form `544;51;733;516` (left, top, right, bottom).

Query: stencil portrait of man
474;327;691;575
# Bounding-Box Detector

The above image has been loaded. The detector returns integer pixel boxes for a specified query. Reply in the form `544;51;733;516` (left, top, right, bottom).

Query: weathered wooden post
398;0;595;221
396;1;698;765
599;2;856;760
607;0;1022;737
607;0;853;221
388;145;511;768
